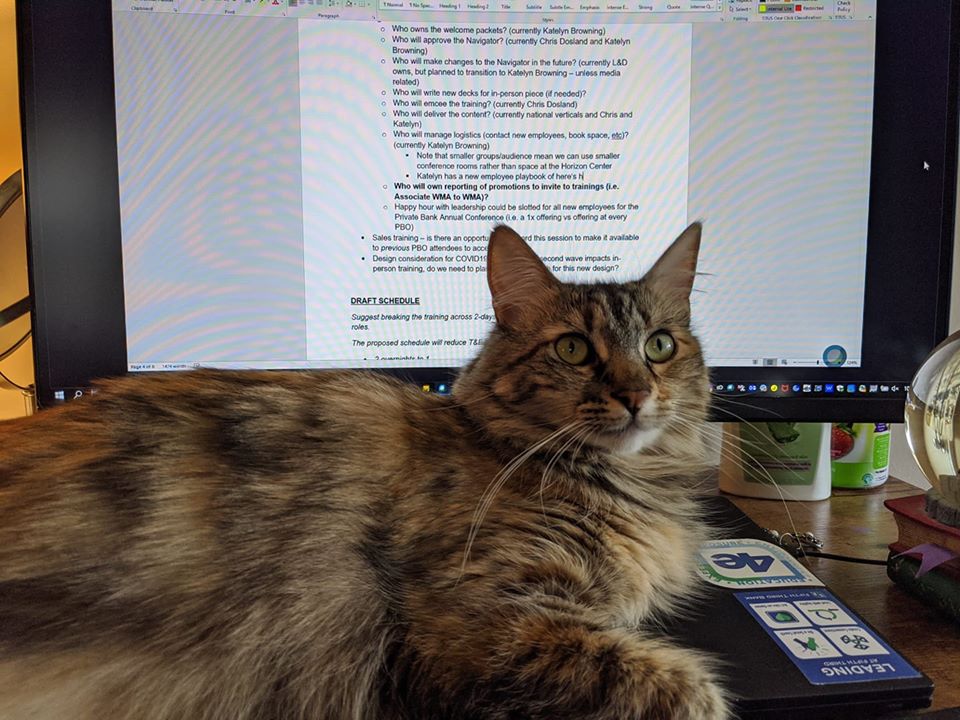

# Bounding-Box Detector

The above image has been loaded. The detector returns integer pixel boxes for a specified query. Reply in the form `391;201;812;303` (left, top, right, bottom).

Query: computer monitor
16;0;959;421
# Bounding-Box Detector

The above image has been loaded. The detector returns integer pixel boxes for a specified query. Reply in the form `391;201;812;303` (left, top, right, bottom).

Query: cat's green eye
555;334;592;366
644;331;676;363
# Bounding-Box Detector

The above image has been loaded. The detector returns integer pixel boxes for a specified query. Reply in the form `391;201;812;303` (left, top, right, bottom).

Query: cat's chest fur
552;461;706;627
467;458;705;631
594;508;702;626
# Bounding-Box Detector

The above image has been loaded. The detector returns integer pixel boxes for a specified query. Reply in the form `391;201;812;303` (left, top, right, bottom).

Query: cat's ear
487;225;560;330
643;221;702;302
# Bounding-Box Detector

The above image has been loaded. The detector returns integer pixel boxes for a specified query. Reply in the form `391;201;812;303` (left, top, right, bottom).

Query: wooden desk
727;479;960;714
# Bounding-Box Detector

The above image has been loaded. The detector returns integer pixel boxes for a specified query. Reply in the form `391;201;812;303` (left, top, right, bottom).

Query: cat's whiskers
547;430;603;528
459;420;585;580
570;424;594;462
710;393;783;418
667;410;804;545
667;412;757;478
542;423;592;487
696;403;822;501
538;423;594;521
722;428;826;512
461;422;578;574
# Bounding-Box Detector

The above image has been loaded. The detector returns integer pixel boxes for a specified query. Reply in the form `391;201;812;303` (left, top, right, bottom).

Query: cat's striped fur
0;224;728;719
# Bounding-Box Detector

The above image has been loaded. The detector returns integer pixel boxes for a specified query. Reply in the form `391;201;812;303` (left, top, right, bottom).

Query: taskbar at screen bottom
44;377;911;423
711;381;909;398
48;377;909;404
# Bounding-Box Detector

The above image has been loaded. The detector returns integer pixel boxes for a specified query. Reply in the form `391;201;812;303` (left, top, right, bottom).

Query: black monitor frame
16;1;960;421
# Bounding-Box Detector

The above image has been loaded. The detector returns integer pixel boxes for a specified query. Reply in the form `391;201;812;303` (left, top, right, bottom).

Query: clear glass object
905;329;960;525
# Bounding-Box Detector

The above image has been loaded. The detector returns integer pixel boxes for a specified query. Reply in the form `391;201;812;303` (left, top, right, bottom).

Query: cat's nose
612;389;650;416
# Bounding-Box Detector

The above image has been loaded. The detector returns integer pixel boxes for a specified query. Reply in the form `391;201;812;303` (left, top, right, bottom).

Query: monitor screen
17;0;959;420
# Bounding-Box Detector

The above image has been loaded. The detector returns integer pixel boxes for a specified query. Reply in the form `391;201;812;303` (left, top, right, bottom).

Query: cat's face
455;224;709;457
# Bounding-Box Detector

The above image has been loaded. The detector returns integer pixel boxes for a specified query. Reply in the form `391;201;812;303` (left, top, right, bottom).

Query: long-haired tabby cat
0;223;728;719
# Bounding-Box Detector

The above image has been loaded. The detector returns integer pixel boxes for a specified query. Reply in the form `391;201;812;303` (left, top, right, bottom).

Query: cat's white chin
596;425;664;456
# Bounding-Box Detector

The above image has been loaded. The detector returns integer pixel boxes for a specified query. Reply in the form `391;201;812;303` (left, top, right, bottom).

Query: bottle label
831;423;890;488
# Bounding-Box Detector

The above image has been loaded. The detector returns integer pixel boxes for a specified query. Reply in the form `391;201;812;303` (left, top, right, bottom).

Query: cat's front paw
620;643;730;720
668;670;729;720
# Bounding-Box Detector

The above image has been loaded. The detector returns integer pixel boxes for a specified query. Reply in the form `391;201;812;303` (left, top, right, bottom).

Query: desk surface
727;479;960;714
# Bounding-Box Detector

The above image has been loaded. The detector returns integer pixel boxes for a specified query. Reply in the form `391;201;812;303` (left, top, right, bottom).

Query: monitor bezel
17;1;959;421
